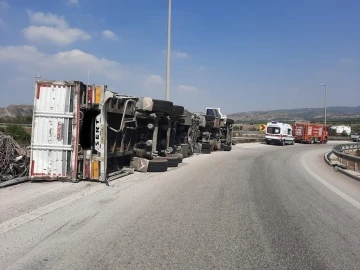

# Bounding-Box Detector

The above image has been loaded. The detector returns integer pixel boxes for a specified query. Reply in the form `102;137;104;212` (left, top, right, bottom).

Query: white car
351;133;360;142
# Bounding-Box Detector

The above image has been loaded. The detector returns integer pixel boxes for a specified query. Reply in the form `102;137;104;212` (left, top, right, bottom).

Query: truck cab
206;107;227;120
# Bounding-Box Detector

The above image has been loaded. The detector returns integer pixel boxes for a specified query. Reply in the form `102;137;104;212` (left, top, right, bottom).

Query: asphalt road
1;142;360;269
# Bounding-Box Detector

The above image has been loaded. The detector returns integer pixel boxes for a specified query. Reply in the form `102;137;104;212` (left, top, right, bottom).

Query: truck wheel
152;99;173;114
201;148;212;154
169;105;185;116
167;153;184;163
201;142;212;150
147;159;168;172
223;145;232;151
165;156;179;167
281;140;285;146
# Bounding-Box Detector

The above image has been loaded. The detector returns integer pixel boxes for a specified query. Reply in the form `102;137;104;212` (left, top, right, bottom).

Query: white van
264;121;294;146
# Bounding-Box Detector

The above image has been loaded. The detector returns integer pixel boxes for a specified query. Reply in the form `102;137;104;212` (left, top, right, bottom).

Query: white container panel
30;81;79;180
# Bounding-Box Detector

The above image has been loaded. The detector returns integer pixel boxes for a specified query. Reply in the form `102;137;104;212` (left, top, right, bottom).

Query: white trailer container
30;81;82;181
30;80;138;182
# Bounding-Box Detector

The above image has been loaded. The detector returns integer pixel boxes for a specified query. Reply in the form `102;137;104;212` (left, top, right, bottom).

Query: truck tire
226;119;235;125
201;142;212;150
170;105;185;116
167;153;184;163
152;99;173;114
165;156;179;167
223;145;232;151
201;148;212;154
281;140;285;146
147;159;168;172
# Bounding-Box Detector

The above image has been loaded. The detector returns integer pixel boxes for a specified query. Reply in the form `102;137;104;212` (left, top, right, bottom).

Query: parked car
351;133;360;142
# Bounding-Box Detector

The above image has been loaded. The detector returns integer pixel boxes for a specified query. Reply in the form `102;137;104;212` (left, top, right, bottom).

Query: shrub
1;125;31;144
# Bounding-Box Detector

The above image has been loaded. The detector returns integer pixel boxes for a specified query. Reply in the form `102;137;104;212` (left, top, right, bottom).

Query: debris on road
0;132;29;182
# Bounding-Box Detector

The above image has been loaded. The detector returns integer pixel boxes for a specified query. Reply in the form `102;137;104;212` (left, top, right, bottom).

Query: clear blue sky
0;0;359;113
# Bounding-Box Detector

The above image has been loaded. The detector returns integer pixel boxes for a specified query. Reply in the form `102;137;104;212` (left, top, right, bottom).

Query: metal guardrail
332;143;360;170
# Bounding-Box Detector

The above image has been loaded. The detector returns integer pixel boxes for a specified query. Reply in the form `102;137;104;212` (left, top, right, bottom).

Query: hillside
0;104;33;119
1;104;360;124
228;106;360;122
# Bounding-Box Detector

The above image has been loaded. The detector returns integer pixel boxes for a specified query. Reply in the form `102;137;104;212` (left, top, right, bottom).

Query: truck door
30;81;82;181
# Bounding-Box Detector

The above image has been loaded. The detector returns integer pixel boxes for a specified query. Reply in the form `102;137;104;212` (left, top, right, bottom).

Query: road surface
1;142;360;269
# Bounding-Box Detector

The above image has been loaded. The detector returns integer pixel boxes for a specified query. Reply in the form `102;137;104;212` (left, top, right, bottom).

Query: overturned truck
29;80;234;183
197;108;234;153
130;97;183;173
30;81;138;183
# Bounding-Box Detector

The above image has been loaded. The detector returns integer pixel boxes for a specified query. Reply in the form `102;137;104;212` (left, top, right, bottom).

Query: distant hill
0;104;33;118
0;105;33;122
228;106;360;122
1;104;360;124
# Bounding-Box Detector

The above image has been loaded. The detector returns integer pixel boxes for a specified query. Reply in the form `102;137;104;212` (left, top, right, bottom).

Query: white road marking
301;153;360;210
0;183;106;235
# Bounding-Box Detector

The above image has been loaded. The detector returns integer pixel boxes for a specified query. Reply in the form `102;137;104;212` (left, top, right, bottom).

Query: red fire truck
292;122;328;144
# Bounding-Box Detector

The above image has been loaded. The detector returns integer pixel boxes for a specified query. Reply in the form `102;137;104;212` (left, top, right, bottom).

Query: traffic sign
259;124;266;132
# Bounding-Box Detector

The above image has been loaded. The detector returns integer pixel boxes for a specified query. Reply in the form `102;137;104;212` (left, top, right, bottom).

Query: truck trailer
30;81;138;183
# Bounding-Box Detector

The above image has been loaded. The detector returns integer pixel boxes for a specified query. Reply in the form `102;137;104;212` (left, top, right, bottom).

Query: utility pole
165;0;172;101
321;84;327;127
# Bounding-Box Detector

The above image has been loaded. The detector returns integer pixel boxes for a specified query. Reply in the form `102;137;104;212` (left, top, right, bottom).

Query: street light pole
165;0;172;101
321;84;327;127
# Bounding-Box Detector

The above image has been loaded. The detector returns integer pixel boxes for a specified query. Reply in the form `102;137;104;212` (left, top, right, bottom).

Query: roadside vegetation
0;125;31;145
0;116;32;124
